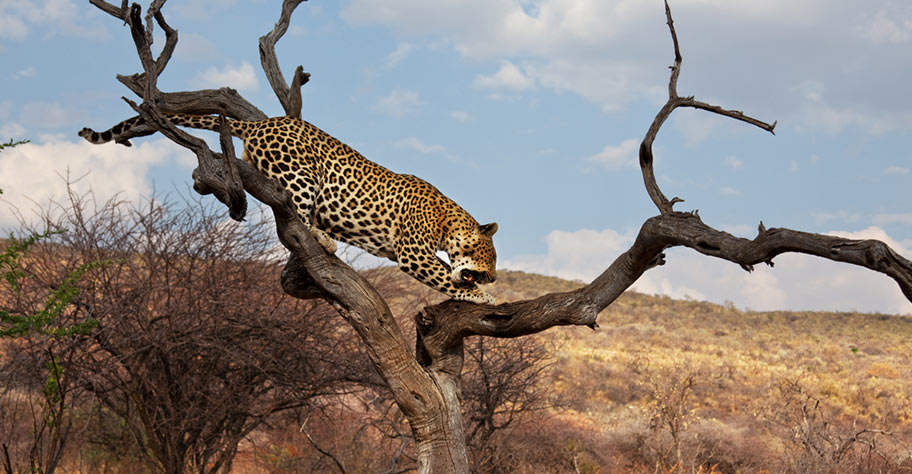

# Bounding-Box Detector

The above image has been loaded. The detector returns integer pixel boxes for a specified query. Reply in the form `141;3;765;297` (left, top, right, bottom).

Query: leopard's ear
479;222;498;237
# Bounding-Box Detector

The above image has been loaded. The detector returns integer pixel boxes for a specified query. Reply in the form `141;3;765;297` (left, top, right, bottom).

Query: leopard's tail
78;113;257;147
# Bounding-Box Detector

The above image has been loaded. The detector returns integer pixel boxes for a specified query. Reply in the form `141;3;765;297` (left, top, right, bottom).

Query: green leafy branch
0;138;29;152
1;233;108;338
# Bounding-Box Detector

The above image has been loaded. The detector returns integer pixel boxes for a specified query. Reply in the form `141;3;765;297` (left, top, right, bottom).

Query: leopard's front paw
311;228;337;254
453;290;496;305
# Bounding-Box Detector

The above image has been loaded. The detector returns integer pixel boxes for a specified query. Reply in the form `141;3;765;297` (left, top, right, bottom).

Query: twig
300;413;347;474
382;433;412;474
87;0;128;20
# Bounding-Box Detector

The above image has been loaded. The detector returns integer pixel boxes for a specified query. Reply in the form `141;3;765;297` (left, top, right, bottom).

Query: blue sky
1;0;910;314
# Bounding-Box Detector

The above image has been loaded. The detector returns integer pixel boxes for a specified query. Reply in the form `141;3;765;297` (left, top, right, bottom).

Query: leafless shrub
764;377;910;474
0;342;84;474
3;187;379;473
461;336;559;470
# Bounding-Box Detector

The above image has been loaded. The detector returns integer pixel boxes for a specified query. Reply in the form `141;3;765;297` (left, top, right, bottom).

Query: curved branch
658;215;912;301
259;0;310;118
116;78;268;120
684;98;777;133
81;85;267;147
126;4;156;95
153;9;178;77
416;212;912;364
123;98;247;220
640;0;776;215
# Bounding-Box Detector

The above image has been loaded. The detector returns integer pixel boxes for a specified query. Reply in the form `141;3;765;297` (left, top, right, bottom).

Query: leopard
79;114;498;304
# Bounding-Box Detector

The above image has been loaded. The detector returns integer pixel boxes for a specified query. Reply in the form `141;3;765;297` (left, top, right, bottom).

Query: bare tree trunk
79;1;912;472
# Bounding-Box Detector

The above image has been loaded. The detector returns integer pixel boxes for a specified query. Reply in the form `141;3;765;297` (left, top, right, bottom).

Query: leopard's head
448;222;498;286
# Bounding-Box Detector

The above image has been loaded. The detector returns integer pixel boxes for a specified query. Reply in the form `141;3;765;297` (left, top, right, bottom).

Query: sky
0;0;910;315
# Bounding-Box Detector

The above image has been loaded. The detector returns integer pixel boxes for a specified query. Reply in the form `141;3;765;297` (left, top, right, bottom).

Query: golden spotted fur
80;114;498;303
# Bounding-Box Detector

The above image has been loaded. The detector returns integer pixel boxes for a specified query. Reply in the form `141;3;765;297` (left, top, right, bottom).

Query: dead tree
81;1;912;472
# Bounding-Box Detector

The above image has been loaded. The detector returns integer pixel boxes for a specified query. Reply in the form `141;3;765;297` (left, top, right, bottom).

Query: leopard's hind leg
248;142;337;254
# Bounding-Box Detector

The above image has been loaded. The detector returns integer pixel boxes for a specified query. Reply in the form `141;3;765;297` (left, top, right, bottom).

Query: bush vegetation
2;190;910;473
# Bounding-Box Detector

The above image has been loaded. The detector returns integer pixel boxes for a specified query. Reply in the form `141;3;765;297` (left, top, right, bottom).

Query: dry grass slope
4;251;910;473
350;266;912;472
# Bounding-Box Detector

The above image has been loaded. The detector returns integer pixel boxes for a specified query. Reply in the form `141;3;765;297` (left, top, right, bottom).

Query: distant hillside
367;266;912;473
6;240;909;473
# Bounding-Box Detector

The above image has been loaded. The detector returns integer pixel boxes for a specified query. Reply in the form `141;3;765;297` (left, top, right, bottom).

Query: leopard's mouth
460;269;495;285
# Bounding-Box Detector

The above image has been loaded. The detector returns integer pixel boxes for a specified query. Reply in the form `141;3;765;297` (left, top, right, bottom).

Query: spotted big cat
80;114;498;303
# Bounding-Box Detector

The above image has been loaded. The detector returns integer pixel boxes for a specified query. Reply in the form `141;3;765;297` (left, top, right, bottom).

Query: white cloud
11;66;36;79
341;0;662;111
474;61;534;91
341;0;912;132
643;246;912;315
724;155;742;169
193;62;259;92
0;0;108;41
0;138;181;228
671;110;724;146
373;89;424;118
800;102;912;135
856;7;912;43
501;228;634;282
449;111;471;122
719;186;740;196
632;272;708;302
586;138;638;168
384;42;416;69
0;123;26;139
173;33;218;62
826;226;909;255
395;137;445;154
0;11;29;39
500;225;912;315
884;165;909;175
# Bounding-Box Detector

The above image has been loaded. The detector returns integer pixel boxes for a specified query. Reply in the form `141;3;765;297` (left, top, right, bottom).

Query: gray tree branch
260;0;310;118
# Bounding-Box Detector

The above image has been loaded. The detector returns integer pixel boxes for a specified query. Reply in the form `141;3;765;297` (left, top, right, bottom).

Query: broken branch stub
260;0;310;118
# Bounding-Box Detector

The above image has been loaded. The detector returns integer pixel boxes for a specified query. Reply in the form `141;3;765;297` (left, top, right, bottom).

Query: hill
364;266;912;473
4;244;910;473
